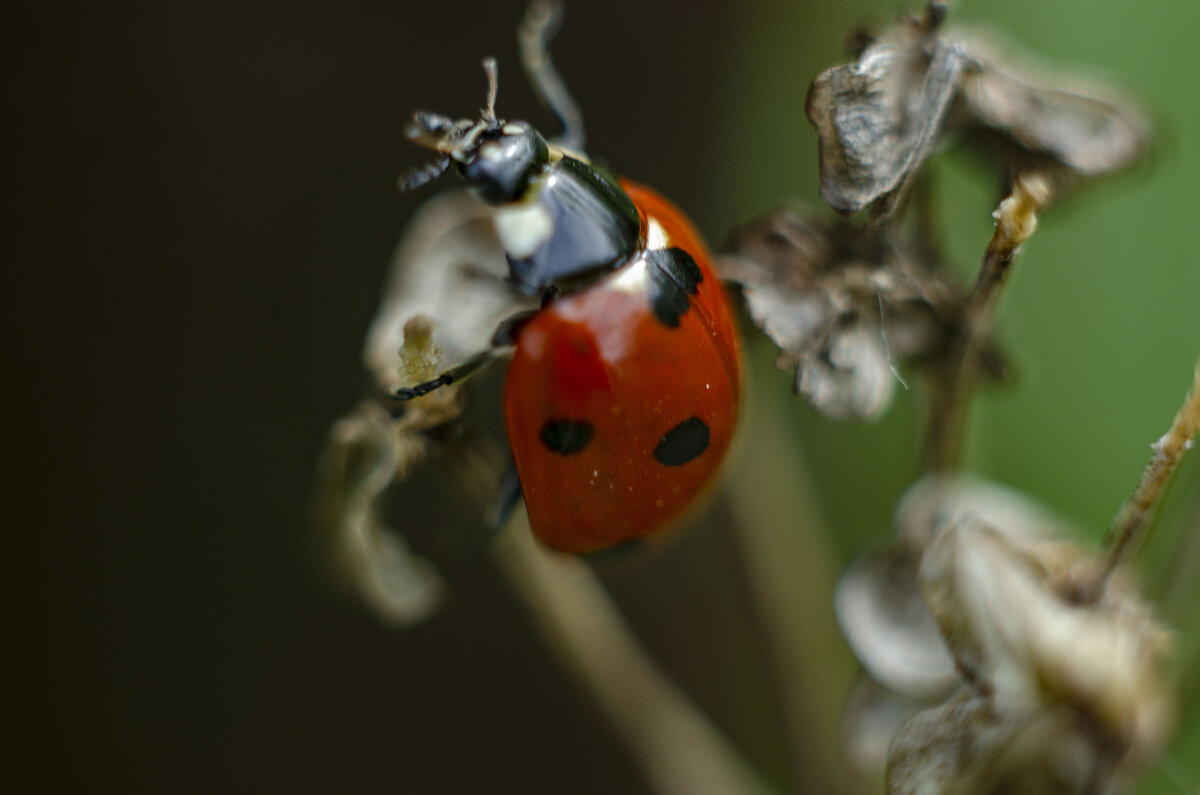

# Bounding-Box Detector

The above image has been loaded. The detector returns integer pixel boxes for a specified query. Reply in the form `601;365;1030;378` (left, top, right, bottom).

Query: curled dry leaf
806;10;1149;217
719;210;1001;421
807;24;965;216
314;401;445;626
315;189;532;625
835;547;957;701
948;29;1150;188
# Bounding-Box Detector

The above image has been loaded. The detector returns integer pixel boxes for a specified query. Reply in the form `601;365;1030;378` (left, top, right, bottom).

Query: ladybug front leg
387;308;539;402
488;466;524;534
387;350;495;401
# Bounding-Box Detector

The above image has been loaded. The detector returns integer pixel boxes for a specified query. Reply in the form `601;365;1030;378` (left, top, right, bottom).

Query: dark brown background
3;1;785;792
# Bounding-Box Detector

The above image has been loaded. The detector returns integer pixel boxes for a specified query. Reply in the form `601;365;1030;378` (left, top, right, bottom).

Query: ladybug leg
387;309;539;402
518;1;585;152
387;350;495;401
488;466;524;534
490;308;539;347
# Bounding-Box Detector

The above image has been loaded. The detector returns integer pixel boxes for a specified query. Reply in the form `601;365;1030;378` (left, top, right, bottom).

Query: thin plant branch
518;0;586;152
926;172;1052;470
492;512;775;795
1087;359;1200;599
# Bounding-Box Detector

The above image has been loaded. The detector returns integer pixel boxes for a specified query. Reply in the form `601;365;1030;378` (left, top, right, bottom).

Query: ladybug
392;9;740;554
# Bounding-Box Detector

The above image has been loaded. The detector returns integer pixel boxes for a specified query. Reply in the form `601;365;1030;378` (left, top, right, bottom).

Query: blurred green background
4;0;1196;792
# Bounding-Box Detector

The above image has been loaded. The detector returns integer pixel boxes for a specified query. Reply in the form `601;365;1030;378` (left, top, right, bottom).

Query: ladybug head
404;58;550;205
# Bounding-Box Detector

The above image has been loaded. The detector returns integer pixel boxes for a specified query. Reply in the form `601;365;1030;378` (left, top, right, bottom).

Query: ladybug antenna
519;0;585;152
482;57;500;128
399;154;451;191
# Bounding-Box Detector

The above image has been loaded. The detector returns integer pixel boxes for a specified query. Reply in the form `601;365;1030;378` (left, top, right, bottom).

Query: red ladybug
501;181;739;553
393;16;740;554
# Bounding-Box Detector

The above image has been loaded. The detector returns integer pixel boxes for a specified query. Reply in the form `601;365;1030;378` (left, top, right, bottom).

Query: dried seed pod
720;210;1001;421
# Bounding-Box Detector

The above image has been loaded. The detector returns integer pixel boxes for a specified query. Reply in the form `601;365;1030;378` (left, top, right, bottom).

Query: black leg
387;350;495;401
489;466;524;534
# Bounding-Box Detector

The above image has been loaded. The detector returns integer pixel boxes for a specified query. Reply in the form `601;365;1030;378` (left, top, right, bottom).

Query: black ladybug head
403;58;550;204
457;121;550;204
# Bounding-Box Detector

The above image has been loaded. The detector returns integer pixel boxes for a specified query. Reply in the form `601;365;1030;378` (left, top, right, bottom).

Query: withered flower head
838;477;1174;789
806;5;1149;216
720;213;1002;421
315;190;531;626
887;488;1171;794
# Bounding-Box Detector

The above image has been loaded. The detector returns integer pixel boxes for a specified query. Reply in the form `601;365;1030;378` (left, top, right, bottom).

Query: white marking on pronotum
607;256;649;294
607;216;669;294
646;217;669;250
495;202;554;259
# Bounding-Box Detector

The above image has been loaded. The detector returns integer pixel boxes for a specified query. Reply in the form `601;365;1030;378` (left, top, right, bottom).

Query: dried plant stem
493;514;775;795
1089;360;1200;597
926;173;1051;470
722;370;858;793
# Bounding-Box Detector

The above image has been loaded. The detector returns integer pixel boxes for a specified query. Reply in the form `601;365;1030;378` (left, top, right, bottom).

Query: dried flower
315;189;529;625
806;7;1149;217
837;476;1174;791
890;514;1173;794
720;212;1003;421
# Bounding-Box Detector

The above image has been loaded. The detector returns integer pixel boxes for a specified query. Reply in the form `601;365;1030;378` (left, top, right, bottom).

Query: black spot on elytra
647;247;703;328
653;416;710;466
539;419;595;456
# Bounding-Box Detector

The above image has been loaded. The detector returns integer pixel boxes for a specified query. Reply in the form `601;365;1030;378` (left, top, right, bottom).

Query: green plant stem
493;514;775;795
